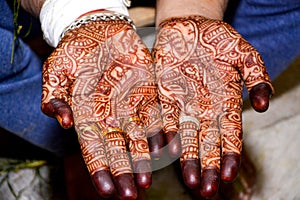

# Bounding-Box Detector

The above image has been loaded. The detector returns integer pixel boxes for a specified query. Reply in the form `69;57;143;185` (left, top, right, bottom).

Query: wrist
40;0;131;47
60;11;135;40
156;0;228;25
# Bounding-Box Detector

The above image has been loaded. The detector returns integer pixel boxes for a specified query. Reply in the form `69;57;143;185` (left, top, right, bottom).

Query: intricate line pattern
77;123;108;174
179;122;199;161
104;132;132;176
153;16;273;170
42;18;160;177
124;120;150;162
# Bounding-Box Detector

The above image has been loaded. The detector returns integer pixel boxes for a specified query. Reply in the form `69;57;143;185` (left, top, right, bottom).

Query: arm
156;0;228;24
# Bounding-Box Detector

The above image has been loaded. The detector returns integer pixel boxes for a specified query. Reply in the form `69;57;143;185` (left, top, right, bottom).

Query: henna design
104;131;132;176
76;123;108;174
42;17;160;182
219;110;242;155
124;119;150;162
153;16;273;174
200;120;221;169
179;122;198;161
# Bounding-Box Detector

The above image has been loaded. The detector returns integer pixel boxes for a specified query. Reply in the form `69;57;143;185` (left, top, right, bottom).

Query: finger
41;99;73;129
159;95;181;157
139;92;164;159
104;130;137;199
124;119;152;189
250;82;273;112
76;123;116;197
182;160;200;190
42;47;74;128
147;130;165;159
221;152;241;183
199;120;221;198
165;132;181;158
132;160;152;189
114;174;137;200
179;116;200;189
212;23;274;108
236;39;275;103
219;108;242;183
92;170;116;198
200;168;220;198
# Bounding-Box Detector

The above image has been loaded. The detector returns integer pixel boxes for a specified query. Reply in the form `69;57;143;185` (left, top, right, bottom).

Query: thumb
42;99;74;129
41;49;74;129
237;40;275;112
249;82;273;112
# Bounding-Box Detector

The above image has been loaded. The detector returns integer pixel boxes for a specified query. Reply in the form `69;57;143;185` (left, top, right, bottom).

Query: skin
41;15;162;199
154;2;274;197
156;0;229;23
20;0;274;198
19;0;44;17
20;0;164;198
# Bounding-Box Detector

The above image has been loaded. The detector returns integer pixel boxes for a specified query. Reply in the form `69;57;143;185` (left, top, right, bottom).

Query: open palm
41;13;162;199
153;16;274;198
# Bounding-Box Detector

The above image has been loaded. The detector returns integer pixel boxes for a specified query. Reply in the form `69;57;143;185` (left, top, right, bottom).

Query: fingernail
181;159;200;189
200;168;220;198
56;113;73;129
133;160;152;189
148;131;165;159
114;173;137;200
92;170;116;198
221;152;241;183
250;83;273;112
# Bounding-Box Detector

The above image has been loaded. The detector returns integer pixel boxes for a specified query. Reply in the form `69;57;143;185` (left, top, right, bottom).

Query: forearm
19;0;45;18
156;0;228;25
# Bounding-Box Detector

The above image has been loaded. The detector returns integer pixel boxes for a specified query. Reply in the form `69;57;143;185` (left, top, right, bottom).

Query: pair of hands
41;13;273;199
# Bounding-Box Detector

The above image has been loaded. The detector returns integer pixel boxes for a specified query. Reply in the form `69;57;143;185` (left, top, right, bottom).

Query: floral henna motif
153;15;274;190
42;18;160;182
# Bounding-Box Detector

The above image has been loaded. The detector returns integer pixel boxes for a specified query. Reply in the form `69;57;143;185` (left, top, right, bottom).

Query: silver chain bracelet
60;12;136;39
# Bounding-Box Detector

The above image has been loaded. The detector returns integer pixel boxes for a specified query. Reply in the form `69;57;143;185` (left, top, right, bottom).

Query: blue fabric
0;0;299;154
0;1;77;156
225;0;300;80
